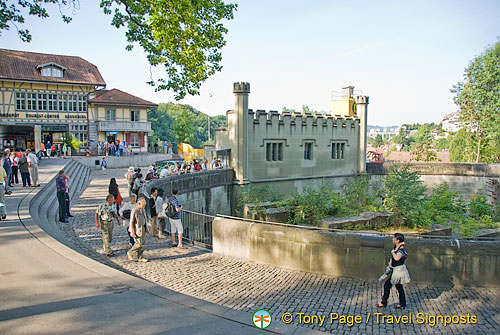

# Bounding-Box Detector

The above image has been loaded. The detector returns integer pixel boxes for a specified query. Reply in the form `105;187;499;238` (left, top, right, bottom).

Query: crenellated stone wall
214;82;368;190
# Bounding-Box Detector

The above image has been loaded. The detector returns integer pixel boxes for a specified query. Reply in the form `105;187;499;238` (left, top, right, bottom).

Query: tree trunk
476;128;482;163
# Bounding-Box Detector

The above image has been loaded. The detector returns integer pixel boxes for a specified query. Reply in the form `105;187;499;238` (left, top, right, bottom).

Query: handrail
215;214;499;241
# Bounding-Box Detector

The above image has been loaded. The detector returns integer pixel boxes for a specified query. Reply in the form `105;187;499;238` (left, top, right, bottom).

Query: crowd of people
93;163;191;260
98;140;134;157
0;148;41;221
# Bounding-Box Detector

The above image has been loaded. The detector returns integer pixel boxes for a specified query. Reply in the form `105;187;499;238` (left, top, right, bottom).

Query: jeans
0;184;6;217
57;191;70;220
381;272;406;307
21;172;31;186
11;166;19;184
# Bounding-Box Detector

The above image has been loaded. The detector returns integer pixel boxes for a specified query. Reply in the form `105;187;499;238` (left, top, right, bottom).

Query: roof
386;150;450;163
0;49;106;86
90;89;158;108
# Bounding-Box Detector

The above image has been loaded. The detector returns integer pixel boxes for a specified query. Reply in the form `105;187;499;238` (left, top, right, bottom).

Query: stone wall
140;169;234;216
368;162;500;201
213;217;500;287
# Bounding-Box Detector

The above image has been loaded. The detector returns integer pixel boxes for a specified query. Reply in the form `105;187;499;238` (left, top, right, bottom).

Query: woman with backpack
108;178;122;213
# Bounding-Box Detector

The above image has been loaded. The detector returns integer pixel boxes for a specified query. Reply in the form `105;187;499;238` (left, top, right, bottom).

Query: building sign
0;111;87;122
106;131;119;135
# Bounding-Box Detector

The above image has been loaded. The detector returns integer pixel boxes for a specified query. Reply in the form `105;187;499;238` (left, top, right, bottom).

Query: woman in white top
155;189;167;239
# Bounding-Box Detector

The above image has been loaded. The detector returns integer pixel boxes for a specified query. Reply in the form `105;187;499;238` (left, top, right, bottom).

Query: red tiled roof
90;89;157;107
386;151;450;163
0;49;105;86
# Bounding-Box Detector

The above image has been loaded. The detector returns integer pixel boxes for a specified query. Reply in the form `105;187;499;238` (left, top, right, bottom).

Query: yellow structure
331;86;357;116
177;142;204;161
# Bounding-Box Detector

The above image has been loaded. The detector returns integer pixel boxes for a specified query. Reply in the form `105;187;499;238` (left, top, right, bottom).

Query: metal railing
178;210;216;249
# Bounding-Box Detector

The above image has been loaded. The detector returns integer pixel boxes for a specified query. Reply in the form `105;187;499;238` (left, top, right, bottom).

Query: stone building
214;82;369;192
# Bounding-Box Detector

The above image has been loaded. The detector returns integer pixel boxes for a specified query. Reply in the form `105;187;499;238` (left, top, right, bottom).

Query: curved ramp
0;159;292;334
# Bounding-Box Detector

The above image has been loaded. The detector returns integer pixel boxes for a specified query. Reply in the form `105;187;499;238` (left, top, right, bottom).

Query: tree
173;108;194;143
451;40;500;163
1;0;238;100
373;134;384;148
410;141;439;162
392;127;411;150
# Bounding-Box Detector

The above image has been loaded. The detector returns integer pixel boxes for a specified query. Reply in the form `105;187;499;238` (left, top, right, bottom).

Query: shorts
169;218;183;234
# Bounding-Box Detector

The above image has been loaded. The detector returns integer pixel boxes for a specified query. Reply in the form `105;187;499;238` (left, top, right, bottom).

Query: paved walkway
65;168;500;334
0;160;281;335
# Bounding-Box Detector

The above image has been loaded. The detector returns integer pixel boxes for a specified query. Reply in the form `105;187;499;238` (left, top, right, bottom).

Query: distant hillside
148;102;226;148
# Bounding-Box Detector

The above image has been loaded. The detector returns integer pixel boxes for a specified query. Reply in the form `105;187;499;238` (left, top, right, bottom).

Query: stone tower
232;82;250;184
355;95;369;173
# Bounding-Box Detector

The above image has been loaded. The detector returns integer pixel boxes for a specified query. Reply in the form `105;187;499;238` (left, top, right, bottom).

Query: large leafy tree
1;0;237;100
451;40;500;163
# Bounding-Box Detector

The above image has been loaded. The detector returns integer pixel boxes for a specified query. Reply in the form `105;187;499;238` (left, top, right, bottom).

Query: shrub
428;183;466;224
343;174;382;213
283;183;344;225
469;194;493;219
383;165;429;227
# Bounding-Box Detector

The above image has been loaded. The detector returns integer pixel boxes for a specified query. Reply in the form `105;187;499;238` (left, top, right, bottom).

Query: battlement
233;82;251;94
247;108;359;130
355;95;369;104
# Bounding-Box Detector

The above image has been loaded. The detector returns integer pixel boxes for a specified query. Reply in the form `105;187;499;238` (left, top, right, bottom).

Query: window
48;94;57;111
67;95;77;112
304;142;313;160
265;142;284;161
78;95;87;112
130;133;140;147
16;92;26;110
332;142;346;159
37;93;47;111
41;66;63;78
106;109;116;121
130;110;140;121
27;93;36;110
58;94;67;111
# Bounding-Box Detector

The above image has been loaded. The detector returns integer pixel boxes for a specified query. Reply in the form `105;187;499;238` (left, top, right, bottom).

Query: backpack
122;209;131;220
164;198;177;218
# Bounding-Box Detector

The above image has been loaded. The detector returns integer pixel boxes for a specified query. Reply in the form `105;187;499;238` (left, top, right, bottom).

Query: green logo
252;309;272;329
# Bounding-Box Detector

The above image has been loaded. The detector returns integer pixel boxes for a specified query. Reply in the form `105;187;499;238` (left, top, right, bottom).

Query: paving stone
61;169;500;334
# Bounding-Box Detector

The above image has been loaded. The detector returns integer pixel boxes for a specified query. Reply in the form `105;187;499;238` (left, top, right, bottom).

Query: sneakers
177;245;187;249
158;235;166;239
138;258;149;263
127;252;135;262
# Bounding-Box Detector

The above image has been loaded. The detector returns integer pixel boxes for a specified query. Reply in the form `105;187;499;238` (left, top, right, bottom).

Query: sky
2;0;499;126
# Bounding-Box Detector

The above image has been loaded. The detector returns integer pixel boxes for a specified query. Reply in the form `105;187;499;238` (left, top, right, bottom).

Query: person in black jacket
108;178;121;212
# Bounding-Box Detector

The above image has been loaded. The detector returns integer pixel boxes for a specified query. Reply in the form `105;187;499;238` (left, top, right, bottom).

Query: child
101;157;108;175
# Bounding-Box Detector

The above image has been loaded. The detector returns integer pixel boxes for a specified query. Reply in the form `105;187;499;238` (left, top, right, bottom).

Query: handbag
115;192;122;205
378;265;393;282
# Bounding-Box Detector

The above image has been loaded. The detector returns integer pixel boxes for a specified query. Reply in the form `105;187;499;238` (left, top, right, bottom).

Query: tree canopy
1;0;237;100
149;102;226;148
451;40;500;163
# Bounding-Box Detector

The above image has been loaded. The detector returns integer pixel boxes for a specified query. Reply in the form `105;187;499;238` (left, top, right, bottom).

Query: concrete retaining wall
213;218;500;287
141;169;235;215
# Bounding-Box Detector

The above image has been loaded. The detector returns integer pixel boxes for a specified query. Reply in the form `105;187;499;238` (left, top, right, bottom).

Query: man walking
56;170;73;223
95;194;121;257
127;197;149;262
149;187;158;237
168;189;187;249
26;149;40;187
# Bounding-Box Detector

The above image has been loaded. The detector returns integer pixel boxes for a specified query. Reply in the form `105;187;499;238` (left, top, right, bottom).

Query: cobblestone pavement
62;169;500;334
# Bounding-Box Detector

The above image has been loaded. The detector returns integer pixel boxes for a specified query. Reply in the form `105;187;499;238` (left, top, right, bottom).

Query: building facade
89;89;156;153
214;82;369;188
0;49;105;152
0;49;156;154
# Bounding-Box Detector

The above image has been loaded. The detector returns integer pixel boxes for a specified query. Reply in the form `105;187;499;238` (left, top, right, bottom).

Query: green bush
427;183;466;224
469;194;493;219
383;165;430;227
343;174;382;213
283;183;344;225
